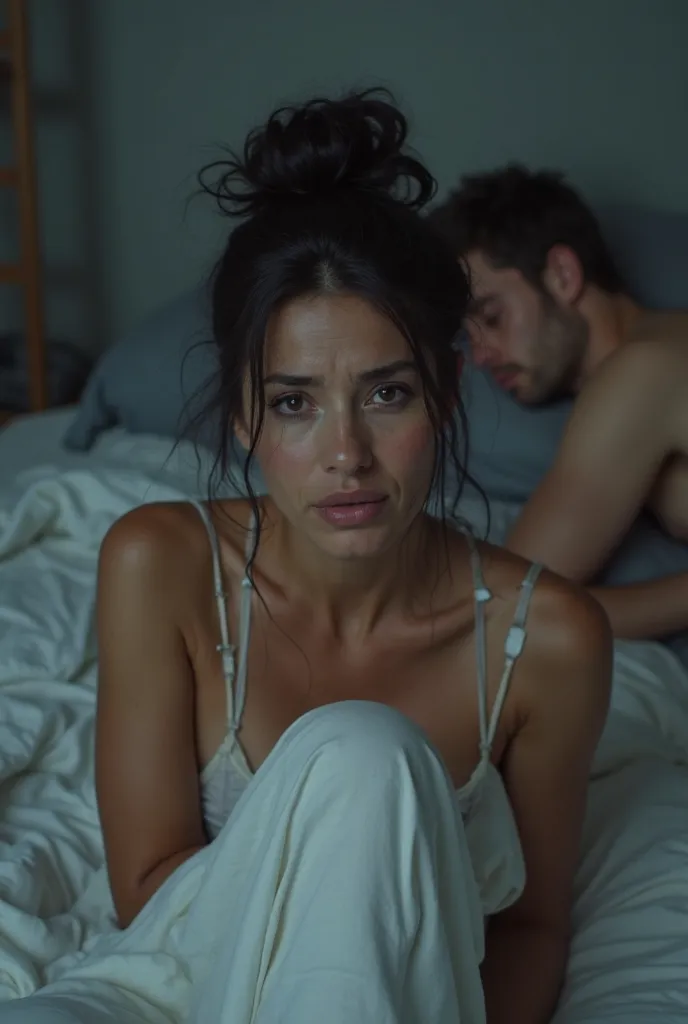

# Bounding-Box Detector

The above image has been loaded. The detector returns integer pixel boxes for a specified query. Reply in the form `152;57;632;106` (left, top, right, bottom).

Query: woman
3;91;611;1023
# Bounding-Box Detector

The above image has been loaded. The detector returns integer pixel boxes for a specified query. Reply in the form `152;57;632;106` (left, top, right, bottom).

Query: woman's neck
271;511;438;644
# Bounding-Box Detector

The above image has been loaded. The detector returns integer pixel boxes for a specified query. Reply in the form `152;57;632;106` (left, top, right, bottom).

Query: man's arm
507;344;688;638
586;573;688;639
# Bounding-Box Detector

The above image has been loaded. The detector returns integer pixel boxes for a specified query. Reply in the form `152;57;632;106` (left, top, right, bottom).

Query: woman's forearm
118;844;206;929
481;919;568;1024
587;571;688;640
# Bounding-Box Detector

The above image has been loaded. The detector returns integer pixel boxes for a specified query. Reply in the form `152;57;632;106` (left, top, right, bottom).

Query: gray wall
9;0;688;352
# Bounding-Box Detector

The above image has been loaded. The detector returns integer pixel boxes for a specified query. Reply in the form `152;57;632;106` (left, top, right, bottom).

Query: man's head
428;165;624;403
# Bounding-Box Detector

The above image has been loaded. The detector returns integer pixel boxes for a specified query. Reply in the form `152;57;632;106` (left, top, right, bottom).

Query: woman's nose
321;412;373;475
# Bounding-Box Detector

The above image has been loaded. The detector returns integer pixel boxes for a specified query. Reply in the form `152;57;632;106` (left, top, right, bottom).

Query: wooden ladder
0;0;46;422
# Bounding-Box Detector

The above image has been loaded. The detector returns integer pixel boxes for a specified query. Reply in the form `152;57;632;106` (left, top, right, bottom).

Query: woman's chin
309;520;410;562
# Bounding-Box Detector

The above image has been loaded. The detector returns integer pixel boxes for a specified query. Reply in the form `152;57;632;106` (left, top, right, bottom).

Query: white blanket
1;456;687;1020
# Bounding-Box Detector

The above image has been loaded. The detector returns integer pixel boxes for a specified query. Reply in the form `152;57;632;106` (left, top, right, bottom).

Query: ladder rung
0;167;18;185
0;263;21;283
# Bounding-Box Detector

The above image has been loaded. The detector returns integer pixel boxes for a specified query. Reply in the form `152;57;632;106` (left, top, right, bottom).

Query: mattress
0;407;186;485
0;408;222;501
0;408;82;481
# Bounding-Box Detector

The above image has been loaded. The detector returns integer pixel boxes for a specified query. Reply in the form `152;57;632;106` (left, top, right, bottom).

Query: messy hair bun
198;89;436;217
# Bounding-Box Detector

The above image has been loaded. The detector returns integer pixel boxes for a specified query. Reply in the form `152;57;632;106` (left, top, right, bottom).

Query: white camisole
192;501;542;917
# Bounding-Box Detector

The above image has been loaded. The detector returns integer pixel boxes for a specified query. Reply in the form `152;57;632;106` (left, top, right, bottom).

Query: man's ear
542;244;585;306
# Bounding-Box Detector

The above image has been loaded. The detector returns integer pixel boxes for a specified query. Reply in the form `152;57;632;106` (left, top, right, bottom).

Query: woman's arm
481;578;613;1024
96;506;208;928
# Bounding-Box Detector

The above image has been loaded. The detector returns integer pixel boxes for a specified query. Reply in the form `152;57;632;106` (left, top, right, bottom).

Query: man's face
463;249;587;404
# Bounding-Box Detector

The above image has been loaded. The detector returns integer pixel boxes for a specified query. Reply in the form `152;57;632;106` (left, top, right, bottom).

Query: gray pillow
64;289;215;451
459;366;571;505
63;287;265;495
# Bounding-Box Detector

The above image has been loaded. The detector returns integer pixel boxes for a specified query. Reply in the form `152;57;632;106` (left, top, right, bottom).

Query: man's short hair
427;164;623;293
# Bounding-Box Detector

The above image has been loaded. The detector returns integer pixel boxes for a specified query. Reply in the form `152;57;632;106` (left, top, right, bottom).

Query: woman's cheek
381;421;435;474
256;424;315;477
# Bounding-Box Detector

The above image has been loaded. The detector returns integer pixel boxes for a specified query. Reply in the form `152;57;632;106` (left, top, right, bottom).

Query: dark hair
194;89;475;556
427;164;623;293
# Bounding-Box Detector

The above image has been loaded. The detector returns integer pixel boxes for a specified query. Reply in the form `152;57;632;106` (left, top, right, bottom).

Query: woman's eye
271;394;307;416
370;385;410;407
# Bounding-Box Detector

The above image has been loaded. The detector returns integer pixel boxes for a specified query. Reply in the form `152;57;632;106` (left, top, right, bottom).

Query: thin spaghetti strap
463;532;493;753
190;501;236;687
233;510;257;730
483;561;543;754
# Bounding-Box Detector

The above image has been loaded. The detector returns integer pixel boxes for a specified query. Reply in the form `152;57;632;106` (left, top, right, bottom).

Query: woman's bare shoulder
474;536;612;711
98;498;256;600
470;536;611;662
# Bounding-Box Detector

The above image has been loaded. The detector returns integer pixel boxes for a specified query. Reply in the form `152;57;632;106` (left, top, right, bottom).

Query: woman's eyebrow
264;360;417;387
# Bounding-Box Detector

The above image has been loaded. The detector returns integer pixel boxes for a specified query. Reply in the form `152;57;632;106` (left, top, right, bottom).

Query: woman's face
238;294;437;560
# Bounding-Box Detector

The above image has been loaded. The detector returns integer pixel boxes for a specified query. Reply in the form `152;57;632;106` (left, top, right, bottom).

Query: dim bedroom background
1;0;688;1020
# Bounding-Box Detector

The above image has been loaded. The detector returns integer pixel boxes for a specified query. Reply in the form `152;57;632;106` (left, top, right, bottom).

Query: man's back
630;311;688;540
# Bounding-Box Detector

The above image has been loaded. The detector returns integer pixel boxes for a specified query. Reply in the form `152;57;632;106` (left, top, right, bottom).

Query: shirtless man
429;165;688;640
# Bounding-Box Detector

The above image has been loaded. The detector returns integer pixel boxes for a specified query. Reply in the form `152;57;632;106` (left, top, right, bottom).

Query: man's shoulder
582;332;686;413
603;312;688;380
634;310;688;361
556;331;685;461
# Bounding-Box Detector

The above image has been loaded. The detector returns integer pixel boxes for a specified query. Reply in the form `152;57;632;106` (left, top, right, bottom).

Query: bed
1;408;688;1021
0;408;80;478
